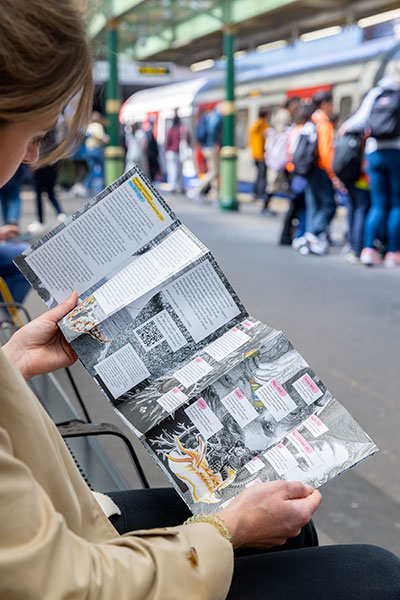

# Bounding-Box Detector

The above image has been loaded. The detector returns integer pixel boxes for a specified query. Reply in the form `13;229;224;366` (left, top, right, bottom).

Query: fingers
43;291;79;322
283;481;314;499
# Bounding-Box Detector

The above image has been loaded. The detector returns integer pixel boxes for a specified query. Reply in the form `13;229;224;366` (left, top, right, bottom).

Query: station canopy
89;0;400;65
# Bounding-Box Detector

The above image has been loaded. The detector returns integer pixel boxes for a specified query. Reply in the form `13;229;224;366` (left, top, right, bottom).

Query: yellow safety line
0;277;24;328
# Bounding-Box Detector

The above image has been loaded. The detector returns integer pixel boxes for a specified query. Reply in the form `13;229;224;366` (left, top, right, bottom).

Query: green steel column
220;25;238;211
105;21;125;186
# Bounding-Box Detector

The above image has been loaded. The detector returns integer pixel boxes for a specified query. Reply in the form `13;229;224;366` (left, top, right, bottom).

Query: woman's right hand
217;480;322;550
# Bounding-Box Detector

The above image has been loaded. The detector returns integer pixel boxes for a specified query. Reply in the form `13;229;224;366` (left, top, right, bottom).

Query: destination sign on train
138;65;170;75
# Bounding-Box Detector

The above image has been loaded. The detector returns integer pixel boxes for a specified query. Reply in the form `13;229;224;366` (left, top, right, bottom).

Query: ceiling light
300;26;342;42
358;9;400;29
190;58;215;71
256;40;287;52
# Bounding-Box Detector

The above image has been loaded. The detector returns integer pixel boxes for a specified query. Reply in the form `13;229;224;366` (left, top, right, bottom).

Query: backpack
292;122;318;177
196;117;207;145
366;88;400;140
265;128;291;172
333;133;363;186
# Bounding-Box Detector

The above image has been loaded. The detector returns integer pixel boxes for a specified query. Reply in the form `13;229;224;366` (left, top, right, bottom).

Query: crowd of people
249;70;400;267
0;2;400;599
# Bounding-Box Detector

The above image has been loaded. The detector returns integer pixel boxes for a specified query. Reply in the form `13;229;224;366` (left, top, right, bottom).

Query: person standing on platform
28;130;66;235
301;91;339;255
146;118;160;182
83;112;108;195
125;122;148;175
165;114;189;193
191;104;223;201
249;109;269;202
342;65;400;267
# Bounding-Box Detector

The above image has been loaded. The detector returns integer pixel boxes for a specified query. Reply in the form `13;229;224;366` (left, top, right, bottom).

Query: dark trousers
108;488;400;600
253;160;267;200
346;186;370;256
33;165;62;223
305;167;336;236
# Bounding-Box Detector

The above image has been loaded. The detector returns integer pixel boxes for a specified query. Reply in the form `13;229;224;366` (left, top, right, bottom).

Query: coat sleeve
317;121;335;179
0;426;233;600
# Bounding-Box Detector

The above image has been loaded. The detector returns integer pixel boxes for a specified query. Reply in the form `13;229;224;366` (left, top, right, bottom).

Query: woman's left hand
2;291;78;379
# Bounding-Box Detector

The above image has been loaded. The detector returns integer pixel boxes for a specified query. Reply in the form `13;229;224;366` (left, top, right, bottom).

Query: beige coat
0;349;233;599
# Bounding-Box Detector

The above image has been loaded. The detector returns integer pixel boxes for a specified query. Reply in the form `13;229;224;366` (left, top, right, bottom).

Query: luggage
366;88;400;139
292;122;318;177
333;133;363;186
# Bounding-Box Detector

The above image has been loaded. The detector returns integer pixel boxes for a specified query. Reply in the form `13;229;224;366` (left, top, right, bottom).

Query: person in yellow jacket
1;3;400;599
249;109;269;201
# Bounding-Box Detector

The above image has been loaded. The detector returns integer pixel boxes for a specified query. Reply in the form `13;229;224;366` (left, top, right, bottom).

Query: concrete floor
18;184;400;553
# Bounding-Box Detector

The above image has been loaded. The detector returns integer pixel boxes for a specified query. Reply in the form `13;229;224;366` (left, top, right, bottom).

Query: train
119;26;400;187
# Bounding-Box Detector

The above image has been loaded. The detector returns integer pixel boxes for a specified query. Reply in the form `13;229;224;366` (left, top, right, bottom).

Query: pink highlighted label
245;477;263;488
234;388;245;400
271;378;287;397
197;398;207;410
291;430;313;454
195;357;203;364
310;414;323;426
232;327;239;332
277;443;285;449
241;320;253;329
303;375;319;394
172;387;180;394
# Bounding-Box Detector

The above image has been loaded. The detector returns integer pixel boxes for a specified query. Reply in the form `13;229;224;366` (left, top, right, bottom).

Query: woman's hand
217;480;322;549
2;291;78;379
0;224;19;241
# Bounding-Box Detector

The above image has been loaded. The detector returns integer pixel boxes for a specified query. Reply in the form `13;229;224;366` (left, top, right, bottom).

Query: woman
0;2;399;599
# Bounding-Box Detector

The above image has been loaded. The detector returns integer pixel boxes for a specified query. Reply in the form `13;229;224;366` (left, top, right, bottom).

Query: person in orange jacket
303;91;340;255
249;109;269;201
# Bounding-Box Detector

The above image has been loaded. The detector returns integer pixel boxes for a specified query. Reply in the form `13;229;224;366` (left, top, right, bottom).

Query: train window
338;96;352;123
236;108;249;149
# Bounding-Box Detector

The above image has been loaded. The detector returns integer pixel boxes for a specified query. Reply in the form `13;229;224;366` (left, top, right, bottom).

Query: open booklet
15;166;378;514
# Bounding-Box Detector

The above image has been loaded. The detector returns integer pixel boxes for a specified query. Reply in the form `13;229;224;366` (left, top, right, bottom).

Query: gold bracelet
183;513;232;543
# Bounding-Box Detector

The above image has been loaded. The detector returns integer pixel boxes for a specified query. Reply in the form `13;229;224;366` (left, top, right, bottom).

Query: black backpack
333;133;363;186
366;88;400;140
292;122;318;177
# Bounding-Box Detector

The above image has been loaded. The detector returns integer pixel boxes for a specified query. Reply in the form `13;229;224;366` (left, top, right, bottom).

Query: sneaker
261;208;278;217
360;247;382;266
383;251;400;268
292;236;307;250
27;220;45;235
304;232;328;256
345;250;360;265
57;212;67;222
70;182;89;198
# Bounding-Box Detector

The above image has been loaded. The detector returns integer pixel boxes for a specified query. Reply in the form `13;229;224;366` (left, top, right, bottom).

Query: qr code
135;319;164;350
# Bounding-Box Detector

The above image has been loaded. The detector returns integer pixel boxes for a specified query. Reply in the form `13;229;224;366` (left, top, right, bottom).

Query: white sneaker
305;232;328;256
57;212;67;223
292;236;307;250
27;220;45;235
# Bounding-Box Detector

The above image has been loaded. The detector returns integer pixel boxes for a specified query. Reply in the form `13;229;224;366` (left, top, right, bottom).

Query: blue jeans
0;241;30;307
83;147;105;193
0;182;21;225
365;149;400;252
346;187;370;256
305;168;336;236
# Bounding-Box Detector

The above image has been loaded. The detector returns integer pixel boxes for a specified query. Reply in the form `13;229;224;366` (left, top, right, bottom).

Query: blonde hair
0;0;94;164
